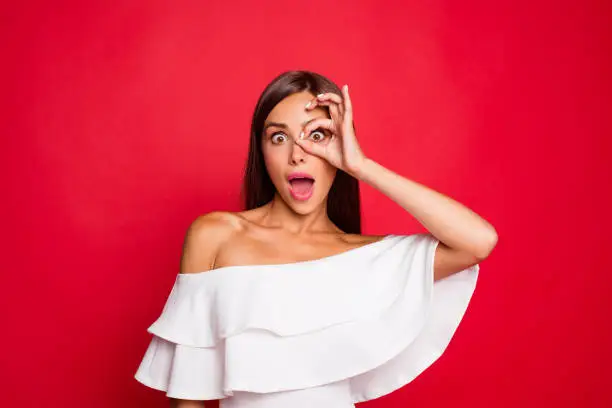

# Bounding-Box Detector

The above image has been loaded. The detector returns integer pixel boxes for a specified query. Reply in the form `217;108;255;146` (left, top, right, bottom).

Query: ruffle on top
134;233;480;402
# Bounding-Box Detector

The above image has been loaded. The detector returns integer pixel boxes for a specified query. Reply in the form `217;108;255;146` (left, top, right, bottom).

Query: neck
258;192;338;236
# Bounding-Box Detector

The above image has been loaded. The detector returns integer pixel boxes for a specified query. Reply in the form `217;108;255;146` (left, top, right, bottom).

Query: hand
296;84;367;177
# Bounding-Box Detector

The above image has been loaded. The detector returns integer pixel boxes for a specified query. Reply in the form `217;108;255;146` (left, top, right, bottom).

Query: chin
282;194;325;215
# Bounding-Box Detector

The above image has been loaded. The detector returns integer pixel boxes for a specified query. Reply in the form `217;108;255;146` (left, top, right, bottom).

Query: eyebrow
263;117;321;131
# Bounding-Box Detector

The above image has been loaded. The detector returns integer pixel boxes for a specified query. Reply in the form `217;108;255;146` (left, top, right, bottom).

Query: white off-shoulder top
134;233;480;407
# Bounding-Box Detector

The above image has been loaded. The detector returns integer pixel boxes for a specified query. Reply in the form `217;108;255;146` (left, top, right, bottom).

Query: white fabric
134;233;480;407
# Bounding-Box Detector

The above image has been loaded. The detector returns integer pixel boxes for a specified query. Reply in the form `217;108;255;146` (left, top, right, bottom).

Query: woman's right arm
168;212;235;408
170;398;207;408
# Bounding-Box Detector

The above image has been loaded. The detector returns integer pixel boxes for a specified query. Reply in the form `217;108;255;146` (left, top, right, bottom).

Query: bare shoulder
179;211;243;274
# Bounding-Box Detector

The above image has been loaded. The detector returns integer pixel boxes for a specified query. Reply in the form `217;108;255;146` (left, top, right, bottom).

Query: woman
135;70;498;408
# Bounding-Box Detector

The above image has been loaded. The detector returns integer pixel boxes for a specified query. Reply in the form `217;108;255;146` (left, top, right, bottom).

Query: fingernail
317;93;324;99
299;131;304;139
305;101;311;108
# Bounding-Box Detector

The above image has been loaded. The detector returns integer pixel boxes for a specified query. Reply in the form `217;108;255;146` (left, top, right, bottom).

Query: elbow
474;228;498;260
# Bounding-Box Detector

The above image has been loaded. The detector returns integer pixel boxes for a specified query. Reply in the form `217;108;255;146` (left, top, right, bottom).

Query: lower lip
288;181;315;201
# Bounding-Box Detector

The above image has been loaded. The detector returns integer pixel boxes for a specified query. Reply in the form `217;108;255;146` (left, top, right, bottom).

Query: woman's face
262;91;337;214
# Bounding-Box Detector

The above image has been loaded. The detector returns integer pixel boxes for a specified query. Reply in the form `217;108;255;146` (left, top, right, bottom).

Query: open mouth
287;173;315;200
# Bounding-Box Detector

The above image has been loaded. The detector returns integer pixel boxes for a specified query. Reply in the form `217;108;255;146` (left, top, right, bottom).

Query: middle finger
305;92;345;119
306;92;344;111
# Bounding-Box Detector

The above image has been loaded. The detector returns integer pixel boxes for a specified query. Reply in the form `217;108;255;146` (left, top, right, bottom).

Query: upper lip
287;172;315;181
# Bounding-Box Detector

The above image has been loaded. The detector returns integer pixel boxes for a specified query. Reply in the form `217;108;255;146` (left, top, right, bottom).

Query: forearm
354;158;497;258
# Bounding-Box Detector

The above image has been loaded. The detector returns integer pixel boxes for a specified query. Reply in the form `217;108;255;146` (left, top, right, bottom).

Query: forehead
264;91;328;126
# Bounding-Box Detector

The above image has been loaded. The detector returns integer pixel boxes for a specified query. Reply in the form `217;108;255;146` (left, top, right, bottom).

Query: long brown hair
241;70;361;234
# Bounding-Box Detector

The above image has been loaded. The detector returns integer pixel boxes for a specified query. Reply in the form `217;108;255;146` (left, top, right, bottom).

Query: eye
271;132;287;144
308;128;328;143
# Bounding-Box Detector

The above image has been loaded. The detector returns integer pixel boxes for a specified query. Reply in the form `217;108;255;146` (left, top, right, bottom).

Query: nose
289;138;307;164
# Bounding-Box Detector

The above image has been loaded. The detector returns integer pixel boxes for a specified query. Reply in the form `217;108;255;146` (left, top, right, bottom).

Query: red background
3;1;611;407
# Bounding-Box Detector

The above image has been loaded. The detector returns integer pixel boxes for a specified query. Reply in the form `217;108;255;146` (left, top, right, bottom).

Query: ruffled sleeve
134;233;480;402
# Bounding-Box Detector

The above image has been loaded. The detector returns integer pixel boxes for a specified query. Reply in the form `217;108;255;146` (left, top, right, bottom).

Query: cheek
314;160;338;191
262;147;286;181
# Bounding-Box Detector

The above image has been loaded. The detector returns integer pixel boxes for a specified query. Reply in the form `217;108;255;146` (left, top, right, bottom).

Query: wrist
348;156;374;181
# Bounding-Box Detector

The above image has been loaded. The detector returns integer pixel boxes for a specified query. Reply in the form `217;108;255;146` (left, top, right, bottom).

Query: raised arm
297;86;498;281
354;159;497;281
